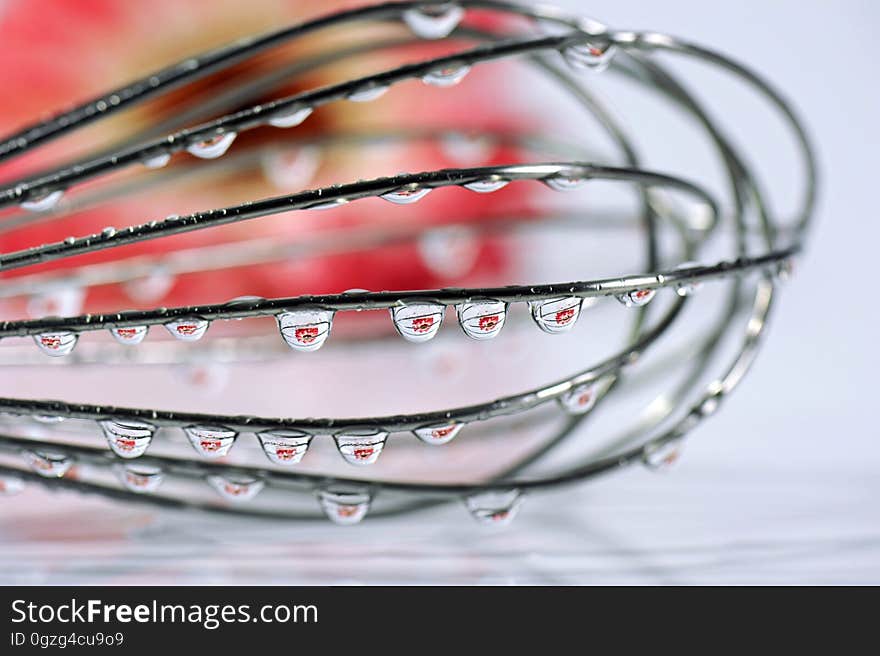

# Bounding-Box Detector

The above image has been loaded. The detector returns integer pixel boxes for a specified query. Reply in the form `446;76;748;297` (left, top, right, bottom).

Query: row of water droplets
19;373;604;470
3;430;685;525
26;268;699;358
14;3;615;213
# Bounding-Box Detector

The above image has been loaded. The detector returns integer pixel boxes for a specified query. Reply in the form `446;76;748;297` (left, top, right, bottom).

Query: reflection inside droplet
317;488;371;525
465;489;523;525
184;425;237;458
100;419;156;459
257;429;313;465
164;317;209;341
457;299;507;340
391;302;445;343
413;422;463;445
276;309;334;352
186;132;236;159
207;475;264;502
530;297;583;334
33;331;78;357
334;429;389;466
558;381;598;415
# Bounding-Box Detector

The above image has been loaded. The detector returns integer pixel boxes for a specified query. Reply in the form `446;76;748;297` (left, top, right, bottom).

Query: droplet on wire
184;426;237;458
456;300;507;340
164;317;209;341
317;488;371;525
381;185;432;205
529;297;583;334
616;288;656;308
422;64;470;87
186;132;236;159
403;3;464;39
557;382;598;415
463;177;508;193
207;475;264;502
276;309;334;352
334;429;389;466
267;106;313;128
562;41;617;72
413;422;463;445
109;325;149;345
465;489;523;526
114;463;163;493
642;437;684;471
347;84;389;102
257;429;313;465
34;331;78;357
24;451;72;478
142;152;171;169
390;302;445;343
100;419;156;459
21;189;64;213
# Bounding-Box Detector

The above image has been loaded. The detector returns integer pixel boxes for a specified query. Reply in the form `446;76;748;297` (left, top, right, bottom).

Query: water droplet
616;288;656;307
276;309;334;352
562;41;617;72
184;425;238;458
463;177;508;193
164;317;209;341
544;171;587;191
775;258;795;281
418;226;479;278
306;198;349;211
643;437;684;471
207;475;264;502
100;419;156;459
465;489;523;525
334;429;389;466
267;106;313;128
27;286;85;319
674;262;702;297
456;299;507;340
142;152;171;169
109;324;149;345
317;488;371;525
261;146;320;190
381;185;431;205
21;189;64;212
24;450;72;478
422;63;470;87
102;226;117;238
0;474;25;496
413;422;463;445
557;382;598;415
124;267;175;302
529;297;583;334
257;429;312;465
33;415;65;424
114;463;163;493
391;302;445;342
403;3;464;39
33;331;78;357
186;132;236;159
347;84;389;102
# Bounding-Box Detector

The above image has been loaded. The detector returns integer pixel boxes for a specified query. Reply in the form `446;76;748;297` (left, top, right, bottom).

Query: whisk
0;1;817;525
